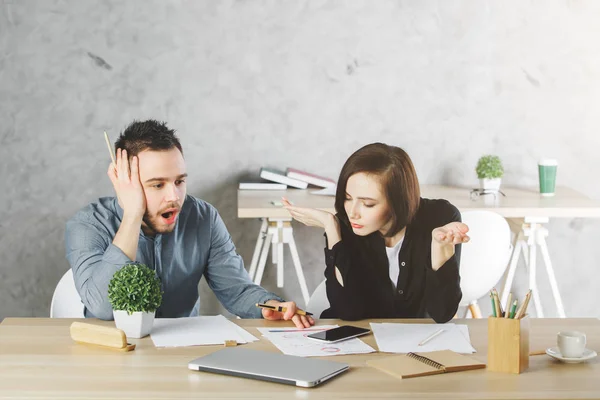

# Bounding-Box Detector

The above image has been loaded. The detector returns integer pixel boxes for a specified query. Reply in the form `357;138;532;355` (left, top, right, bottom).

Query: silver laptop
188;347;349;388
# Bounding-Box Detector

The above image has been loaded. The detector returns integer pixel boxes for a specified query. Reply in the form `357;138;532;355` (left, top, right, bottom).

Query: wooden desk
238;186;600;317
1;317;599;399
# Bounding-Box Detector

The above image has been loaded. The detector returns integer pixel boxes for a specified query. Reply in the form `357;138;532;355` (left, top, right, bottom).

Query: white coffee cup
557;331;586;358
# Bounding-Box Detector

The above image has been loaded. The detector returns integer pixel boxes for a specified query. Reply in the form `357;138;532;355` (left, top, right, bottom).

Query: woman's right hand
282;197;335;228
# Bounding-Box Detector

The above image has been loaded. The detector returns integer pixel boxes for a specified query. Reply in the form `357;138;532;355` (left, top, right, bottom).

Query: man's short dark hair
115;120;182;157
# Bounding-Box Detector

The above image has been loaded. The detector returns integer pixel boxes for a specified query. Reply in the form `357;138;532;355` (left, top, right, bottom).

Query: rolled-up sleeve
203;209;283;318
65;219;130;320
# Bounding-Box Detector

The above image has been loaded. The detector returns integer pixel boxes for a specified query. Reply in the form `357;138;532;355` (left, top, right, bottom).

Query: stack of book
239;168;336;191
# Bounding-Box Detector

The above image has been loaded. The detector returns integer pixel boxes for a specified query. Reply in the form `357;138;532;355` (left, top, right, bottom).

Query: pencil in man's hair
104;131;116;168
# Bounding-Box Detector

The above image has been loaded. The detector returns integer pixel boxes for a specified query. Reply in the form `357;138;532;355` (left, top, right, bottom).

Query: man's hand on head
107;148;146;219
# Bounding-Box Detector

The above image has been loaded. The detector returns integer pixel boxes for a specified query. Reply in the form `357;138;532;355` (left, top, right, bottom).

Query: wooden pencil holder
487;315;529;374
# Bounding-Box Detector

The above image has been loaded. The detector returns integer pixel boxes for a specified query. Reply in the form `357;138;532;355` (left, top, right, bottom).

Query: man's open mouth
160;209;179;224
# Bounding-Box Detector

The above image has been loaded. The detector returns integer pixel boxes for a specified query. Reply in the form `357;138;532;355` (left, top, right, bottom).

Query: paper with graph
257;325;375;357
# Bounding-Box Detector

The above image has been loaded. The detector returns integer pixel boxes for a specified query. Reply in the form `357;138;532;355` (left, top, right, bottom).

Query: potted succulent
108;263;162;338
475;155;504;192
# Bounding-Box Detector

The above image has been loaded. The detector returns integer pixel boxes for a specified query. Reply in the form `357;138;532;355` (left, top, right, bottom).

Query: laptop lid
188;347;349;388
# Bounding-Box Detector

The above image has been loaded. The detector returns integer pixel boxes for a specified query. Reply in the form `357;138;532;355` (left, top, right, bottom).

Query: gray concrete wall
1;0;599;320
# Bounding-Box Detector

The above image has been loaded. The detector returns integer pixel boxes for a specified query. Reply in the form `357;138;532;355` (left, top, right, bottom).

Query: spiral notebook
367;350;485;379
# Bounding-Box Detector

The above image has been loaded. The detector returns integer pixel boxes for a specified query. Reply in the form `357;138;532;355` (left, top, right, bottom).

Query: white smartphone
306;325;371;343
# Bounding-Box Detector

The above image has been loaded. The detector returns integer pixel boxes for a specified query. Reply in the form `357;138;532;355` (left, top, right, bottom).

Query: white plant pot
479;178;502;192
113;310;155;338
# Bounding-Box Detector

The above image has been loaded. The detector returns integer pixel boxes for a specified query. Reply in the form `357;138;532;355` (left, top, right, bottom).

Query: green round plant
475;155;504;179
108;263;163;315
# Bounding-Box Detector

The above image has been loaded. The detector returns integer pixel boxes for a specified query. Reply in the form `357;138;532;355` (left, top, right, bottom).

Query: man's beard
142;207;179;235
142;212;162;235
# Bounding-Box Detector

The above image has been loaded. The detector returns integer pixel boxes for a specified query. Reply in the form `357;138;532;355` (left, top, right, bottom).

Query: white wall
1;0;599;319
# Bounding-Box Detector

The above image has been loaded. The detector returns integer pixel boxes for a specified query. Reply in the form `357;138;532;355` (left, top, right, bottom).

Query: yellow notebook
367;350;485;379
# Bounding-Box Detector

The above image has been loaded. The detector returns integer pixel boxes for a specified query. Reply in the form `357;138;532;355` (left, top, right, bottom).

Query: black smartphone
306;325;371;343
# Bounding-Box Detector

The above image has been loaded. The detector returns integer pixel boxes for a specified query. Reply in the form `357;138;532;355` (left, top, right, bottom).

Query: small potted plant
108;263;162;338
475;155;504;192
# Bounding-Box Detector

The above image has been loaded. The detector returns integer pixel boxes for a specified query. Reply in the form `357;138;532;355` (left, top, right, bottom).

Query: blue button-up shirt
65;195;282;320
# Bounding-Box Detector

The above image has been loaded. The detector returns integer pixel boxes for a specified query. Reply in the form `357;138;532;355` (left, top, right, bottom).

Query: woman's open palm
282;197;333;228
432;221;470;245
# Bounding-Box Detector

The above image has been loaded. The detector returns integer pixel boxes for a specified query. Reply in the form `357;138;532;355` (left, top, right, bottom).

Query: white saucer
546;347;597;363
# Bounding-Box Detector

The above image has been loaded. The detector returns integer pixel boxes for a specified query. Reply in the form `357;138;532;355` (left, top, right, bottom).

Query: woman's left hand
432;222;470;245
431;222;469;271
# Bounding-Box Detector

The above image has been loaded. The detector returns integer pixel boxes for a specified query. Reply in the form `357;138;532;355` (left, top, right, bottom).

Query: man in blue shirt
66;120;314;329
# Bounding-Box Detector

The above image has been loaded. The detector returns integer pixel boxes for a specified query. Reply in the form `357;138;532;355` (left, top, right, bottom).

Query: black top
321;198;462;323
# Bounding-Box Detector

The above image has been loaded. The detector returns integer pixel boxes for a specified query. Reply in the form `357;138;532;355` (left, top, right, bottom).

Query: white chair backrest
459;211;513;304
50;269;85;318
306;280;330;318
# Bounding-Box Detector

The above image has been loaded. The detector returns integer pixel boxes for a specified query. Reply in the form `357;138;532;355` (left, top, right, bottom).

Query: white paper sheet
233;324;259;343
370;323;476;354
150;315;257;347
257;325;376;357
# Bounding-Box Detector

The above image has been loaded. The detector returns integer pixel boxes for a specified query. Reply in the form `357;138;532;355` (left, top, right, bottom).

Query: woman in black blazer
283;143;469;323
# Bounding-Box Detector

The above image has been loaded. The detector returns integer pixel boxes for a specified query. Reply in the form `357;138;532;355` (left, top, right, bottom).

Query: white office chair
459;211;513;318
306;280;330;318
50;269;85;318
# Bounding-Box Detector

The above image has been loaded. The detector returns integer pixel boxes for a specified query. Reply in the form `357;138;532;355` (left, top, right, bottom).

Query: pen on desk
268;328;326;333
255;303;313;316
418;328;446;346
529;350;547;356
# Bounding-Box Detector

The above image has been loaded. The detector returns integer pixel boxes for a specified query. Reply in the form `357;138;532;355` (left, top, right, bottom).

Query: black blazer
321;198;462;323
